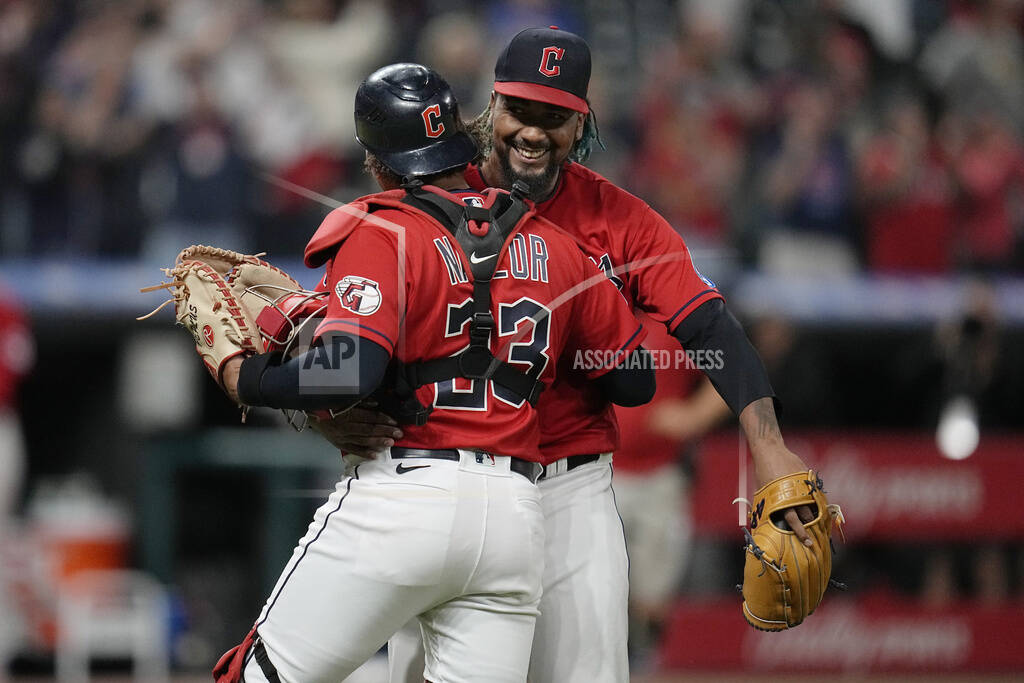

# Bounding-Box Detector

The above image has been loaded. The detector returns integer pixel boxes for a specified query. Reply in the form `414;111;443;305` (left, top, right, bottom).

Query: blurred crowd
628;0;1024;276
2;0;1024;273
2;1;1024;673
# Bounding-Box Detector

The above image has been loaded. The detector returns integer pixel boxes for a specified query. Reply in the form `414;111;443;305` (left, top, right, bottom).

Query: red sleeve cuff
666;289;723;332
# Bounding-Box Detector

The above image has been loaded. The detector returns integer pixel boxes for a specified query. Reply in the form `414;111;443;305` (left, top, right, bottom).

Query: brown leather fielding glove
740;470;844;631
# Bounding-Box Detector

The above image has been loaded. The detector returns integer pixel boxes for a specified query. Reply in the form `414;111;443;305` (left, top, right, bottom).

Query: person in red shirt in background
0;283;34;672
944;105;1024;271
612;313;729;667
0;284;33;528
627;9;754;252
857;93;955;273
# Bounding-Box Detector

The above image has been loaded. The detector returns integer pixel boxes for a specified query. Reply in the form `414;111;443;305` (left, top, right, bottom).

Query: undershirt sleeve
671;298;775;416
237;335;391;411
592;347;656;407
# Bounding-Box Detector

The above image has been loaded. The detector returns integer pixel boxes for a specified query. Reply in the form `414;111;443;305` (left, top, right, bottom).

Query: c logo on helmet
539;46;565;77
422;104;444;138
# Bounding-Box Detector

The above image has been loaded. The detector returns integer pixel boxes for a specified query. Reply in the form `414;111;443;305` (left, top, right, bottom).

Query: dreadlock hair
572;106;605;164
467;97;605;164
467;105;494;160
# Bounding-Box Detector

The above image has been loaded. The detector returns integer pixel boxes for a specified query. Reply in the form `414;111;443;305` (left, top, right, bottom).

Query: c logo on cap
539;46;565;77
422;104;444;138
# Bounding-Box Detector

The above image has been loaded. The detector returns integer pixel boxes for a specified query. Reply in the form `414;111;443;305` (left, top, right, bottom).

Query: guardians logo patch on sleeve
335;276;382;315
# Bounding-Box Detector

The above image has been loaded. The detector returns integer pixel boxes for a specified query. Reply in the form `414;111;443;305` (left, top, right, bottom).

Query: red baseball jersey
0;288;33;411
466;162;722;463
304;187;645;462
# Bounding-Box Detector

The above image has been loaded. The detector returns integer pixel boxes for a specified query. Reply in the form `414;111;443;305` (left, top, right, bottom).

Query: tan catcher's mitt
139;245;314;397
740;470;845;631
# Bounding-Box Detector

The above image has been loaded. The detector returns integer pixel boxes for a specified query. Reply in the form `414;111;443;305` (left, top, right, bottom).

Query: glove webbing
740;513;848;591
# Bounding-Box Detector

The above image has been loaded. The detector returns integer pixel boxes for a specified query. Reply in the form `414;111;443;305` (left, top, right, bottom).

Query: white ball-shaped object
936;396;980;461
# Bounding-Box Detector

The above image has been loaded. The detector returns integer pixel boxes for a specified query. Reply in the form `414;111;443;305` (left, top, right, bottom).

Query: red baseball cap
493;26;591;114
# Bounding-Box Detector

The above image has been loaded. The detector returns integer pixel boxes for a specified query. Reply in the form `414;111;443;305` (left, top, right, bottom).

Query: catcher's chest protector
370;183;548;425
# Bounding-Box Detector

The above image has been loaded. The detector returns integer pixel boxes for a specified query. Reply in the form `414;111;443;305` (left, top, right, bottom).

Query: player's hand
222;356;244;404
312;401;403;457
647;398;700;441
751;443;816;548
648;380;729;443
740;398;816;548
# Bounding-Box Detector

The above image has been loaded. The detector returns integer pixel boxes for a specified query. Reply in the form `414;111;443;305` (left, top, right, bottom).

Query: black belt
390;447;542;483
538;453;601;480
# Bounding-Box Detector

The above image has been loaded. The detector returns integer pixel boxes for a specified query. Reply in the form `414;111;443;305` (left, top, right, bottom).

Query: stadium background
0;0;1023;680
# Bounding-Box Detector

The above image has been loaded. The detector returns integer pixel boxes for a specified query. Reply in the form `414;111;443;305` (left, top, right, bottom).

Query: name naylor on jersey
434;233;549;285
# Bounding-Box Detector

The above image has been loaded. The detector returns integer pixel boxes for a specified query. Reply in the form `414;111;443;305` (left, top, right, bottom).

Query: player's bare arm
739;396;815;546
648;376;730;442
222;356;244;404
670;296;816;545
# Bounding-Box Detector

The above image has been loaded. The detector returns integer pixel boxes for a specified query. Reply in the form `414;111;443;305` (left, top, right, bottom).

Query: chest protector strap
396;181;545;411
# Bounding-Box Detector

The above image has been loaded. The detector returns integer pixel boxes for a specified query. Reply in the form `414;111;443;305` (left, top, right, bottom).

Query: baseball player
0;284;32;670
213;63;653;683
377;27;820;683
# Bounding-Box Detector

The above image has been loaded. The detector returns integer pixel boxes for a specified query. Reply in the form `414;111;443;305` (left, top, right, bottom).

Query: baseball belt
390;447;543;483
539;453;601;480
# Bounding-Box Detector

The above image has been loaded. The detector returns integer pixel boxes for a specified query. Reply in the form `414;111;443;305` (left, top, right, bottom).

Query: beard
496;142;563;202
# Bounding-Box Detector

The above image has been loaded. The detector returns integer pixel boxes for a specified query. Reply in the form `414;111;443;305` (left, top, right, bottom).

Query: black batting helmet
354;63;478;178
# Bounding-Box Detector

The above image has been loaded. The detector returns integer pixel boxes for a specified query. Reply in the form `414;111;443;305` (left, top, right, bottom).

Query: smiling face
481;93;585;202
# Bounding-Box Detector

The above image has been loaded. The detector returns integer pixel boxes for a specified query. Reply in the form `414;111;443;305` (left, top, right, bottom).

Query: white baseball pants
613;463;691;605
389;454;629;683
243;449;545;683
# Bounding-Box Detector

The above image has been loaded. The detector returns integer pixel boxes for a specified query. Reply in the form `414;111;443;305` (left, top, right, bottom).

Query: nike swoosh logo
395;463;431;475
469;252;497;264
